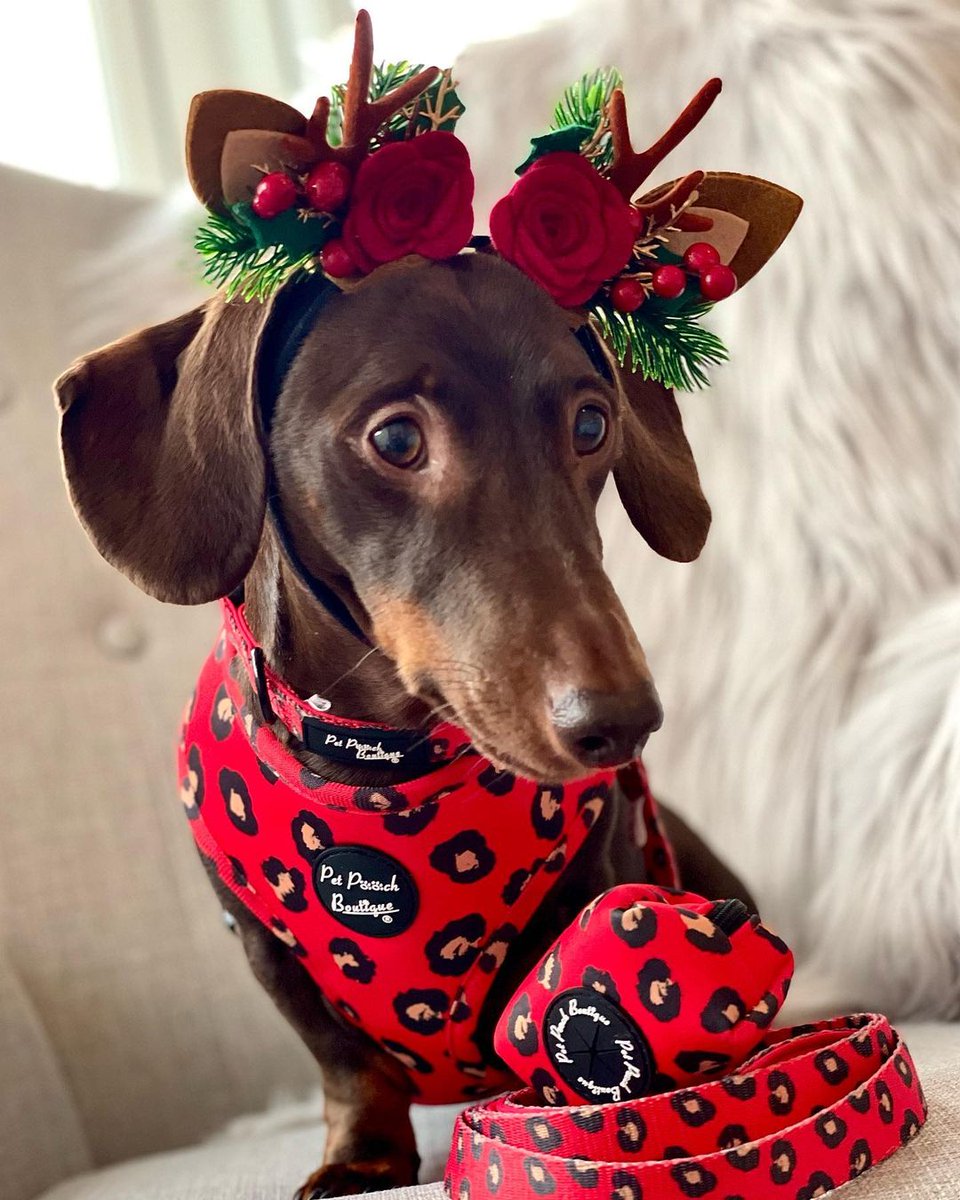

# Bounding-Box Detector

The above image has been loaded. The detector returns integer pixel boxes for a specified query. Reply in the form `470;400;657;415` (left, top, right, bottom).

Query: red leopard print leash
446;886;926;1200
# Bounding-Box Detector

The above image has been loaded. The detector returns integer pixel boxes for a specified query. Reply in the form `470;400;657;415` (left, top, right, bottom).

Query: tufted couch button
96;612;148;659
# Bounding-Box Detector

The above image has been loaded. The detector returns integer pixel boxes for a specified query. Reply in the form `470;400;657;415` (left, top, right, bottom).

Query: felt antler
607;80;722;230
186;8;437;211
304;10;438;169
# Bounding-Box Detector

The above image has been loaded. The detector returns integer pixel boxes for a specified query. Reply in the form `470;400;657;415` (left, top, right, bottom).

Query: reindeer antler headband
190;10;801;390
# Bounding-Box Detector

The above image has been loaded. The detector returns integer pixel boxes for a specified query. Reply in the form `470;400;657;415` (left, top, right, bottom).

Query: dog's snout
550;684;663;769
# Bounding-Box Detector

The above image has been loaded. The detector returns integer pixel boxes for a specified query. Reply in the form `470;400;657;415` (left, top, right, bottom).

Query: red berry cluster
250;164;358;278
610;234;738;315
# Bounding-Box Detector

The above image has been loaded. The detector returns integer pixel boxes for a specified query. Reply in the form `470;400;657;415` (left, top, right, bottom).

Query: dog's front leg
207;867;419;1197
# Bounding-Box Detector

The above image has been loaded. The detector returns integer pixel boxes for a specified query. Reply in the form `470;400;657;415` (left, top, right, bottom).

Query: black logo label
313;846;418;938
301;716;436;771
544;988;653;1102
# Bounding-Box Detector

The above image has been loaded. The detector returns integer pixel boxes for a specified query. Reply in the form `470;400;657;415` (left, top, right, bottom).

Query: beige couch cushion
0;164;318;1178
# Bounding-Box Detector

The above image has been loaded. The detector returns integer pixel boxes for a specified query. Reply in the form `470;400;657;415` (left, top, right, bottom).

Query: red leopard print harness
178;596;678;1104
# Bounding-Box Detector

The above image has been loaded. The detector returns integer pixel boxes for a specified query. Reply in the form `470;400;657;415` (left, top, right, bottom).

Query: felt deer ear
55;294;278;604
612;367;711;562
639;171;803;287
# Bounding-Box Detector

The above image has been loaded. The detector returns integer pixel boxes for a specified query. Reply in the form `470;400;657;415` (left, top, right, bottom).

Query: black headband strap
256;272;372;646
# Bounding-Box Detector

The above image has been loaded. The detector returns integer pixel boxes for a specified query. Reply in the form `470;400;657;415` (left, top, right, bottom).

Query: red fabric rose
342;131;475;272
489;152;635;307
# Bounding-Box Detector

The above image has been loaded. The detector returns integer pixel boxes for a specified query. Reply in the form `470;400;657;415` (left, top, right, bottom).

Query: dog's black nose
550;684;663;769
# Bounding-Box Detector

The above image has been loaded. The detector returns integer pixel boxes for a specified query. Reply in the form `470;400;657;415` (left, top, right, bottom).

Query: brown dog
56;252;750;1197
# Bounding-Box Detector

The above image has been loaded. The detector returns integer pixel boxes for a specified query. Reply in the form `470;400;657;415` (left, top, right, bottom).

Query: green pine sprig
551;68;622;168
329;61;464;149
195;207;316;301
590;293;729;391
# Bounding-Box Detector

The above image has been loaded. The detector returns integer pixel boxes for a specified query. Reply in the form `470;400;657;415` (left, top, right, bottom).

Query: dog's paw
295;1158;416;1198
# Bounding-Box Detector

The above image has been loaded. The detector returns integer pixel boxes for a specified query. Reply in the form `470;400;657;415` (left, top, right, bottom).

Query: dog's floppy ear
55;293;275;604
612;367;711;562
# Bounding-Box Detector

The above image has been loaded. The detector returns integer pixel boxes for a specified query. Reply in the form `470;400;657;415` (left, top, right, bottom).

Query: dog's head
56;15;800;782
56;252;705;778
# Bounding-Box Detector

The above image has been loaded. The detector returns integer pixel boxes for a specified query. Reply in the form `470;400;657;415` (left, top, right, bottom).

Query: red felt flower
489;152;636;307
341;131;475;273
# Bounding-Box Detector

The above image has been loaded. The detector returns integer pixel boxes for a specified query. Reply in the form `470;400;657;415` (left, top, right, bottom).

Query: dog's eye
370;417;424;468
572;405;608;455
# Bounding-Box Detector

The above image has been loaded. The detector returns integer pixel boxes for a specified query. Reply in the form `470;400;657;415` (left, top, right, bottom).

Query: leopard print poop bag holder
447;886;926;1200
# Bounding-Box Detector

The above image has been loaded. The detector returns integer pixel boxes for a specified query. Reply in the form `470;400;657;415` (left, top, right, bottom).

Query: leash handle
447;1013;926;1200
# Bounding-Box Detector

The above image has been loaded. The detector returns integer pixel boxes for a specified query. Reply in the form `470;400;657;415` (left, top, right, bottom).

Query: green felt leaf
516;124;594;174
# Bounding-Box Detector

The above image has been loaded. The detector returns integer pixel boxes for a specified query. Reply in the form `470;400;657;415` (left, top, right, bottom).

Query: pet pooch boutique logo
313;846;419;937
545;988;652;1102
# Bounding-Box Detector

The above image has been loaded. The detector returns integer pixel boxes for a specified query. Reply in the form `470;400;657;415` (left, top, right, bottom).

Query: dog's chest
178;624;674;1103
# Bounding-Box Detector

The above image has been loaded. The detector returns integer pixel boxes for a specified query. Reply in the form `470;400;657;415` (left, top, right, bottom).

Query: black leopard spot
220;768;257;834
582;966;620;1003
671;1091;717;1127
900;1109;922;1143
469;1130;483;1160
754;924;790;954
543;839;567;874
503;864;542;905
895;1053;914;1086
796;1171;835;1200
210;684;234;739
570;1107;604;1133
228;856;248;888
530;1067;566;1106
505;992;538;1057
612;901;658;948
180;744;204;819
566;1160;598;1189
485;1148;503;1193
878;1026;892;1059
745;991;779;1028
525;1116;562;1151
537;947;562;991
849;1085;871;1113
214;633;226;661
457;1059;488;1080
256;757;278;784
291;810;334;862
814;1049;850;1086
523;1156;556;1194
769;1137;797;1184
815;1111;847;1148
269;917;305;957
457;1179;469;1200
670;1161;717;1197
637;958;681;1022
851;1030;873;1057
479;924;518;973
849;1137;872;1178
393;987;449;1035
450;989;472;1023
578;895;602;930
478;766;515;795
532;786;565;839
576;783;609;828
261;857;307;911
381;1038;433;1073
429;831;496;883
767;1071;796;1116
700;987;746;1033
299;767;329;791
674;1050;732;1077
681;910;732;955
616;1108;646;1151
352;786;407;813
663;1146;692;1160
875;1079;895;1124
610;1167;643;1200
424;913;486;976
721;1126;759;1172
721;1074;757;1101
329;937;375;983
383;800;439;836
